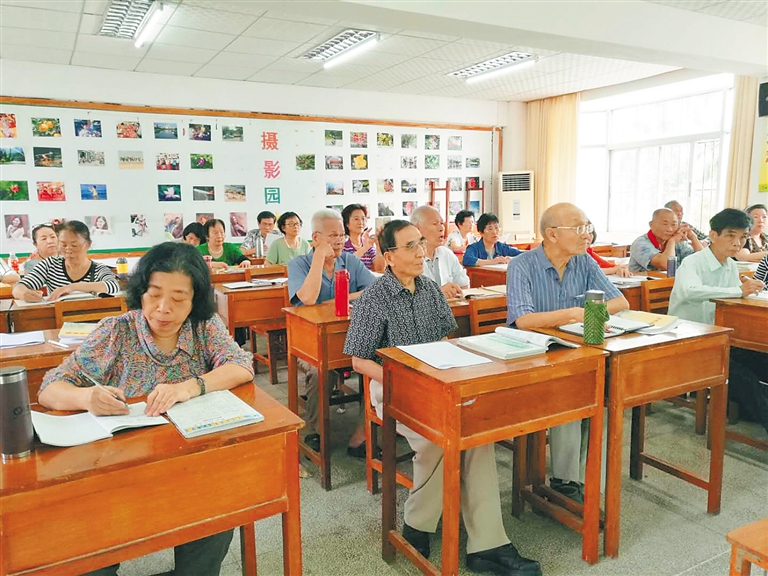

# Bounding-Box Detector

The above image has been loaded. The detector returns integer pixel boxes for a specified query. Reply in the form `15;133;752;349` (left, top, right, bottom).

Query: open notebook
13;291;97;308
559;314;652;338
166;390;264;439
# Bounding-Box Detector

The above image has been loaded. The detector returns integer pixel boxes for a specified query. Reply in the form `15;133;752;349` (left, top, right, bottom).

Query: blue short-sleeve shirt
287;250;376;306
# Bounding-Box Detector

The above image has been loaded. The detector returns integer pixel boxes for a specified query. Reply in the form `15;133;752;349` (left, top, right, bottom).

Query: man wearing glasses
506;202;629;503
288;209;376;456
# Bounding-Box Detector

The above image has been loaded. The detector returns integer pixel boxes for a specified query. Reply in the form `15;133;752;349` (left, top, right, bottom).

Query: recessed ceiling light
448;51;537;84
100;0;157;40
303;29;379;69
134;2;166;47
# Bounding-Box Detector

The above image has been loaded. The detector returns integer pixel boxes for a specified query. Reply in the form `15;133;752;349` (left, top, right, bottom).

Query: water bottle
116;257;128;277
334;269;350;316
583;290;609;345
0;366;34;462
8;253;19;273
255;235;264;258
667;256;677;278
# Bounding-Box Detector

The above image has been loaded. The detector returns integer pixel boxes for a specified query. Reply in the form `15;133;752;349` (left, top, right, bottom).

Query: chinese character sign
261;131;279;150
265;187;280;204
264;160;281;179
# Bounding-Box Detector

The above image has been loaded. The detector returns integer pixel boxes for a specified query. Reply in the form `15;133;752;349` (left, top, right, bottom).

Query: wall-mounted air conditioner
498;171;535;241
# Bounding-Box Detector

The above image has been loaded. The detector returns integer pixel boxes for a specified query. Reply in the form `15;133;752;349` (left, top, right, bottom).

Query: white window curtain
725;75;758;209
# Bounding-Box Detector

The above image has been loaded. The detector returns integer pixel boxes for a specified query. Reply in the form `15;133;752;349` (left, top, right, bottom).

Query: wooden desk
536;322;731;558
0;329;74;401
0;300;11;333
713;297;768;354
465;265;506;289
0;283;12;300
378;345;609;573
6;295;128;333
0;385;304;576
727;518;768;576
215;285;287;335
284;300;470;490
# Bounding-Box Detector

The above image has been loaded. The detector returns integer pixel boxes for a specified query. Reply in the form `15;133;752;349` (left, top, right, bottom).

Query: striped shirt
18;256;120;294
756;253;768;285
343;238;378;270
506;245;622;326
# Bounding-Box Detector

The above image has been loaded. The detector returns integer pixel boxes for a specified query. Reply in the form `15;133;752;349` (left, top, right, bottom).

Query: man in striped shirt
506;203;629;503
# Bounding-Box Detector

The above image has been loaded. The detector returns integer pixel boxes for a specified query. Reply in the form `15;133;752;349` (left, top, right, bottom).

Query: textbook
494;326;579;349
614;310;682;334
457;333;547;360
166;390;265;439
462;285;507;299
559;314;652;338
31;402;169;447
58;322;98;340
222;278;288;289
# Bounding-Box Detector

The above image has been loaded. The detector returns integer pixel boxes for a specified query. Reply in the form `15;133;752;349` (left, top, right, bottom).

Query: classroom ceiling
0;0;763;103
644;0;767;25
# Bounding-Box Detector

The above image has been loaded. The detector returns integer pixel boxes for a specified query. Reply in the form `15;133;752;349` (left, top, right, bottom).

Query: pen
81;372;129;407
47;339;69;349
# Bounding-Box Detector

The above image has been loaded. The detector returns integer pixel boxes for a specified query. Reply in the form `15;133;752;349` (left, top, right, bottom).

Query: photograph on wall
447;155;462;170
196;213;214;225
222;125;243;141
466;157;480;169
401;179;417;194
401;134;417;149
296;154;315;170
164;214;184;240
402;201;418;217
78;150;105;166
5;214;30;241
377;202;395;217
425;134;440;150
116;121;142;139
224;184;246;202
469;200;481;214
118;151;143;169
131;214;148;237
400;156;417;169
326;204;343;213
74;119;102;137
350;131;368;148
87;215;112;235
377;132;393;147
449;177;462;192
157;152;179;170
154;122;178;139
229;212;247;237
158;184;181;202
425;155;440;170
465;176;480;190
449;201;464;216
352;179;370;194
0;181;29;201
193;185;215;201
326;181;344;195
189;123;211;141
33;147;63;167
325;130;343;147
80;183;107;201
36;181;66;201
377;178;394;194
424;178;440;194
325;155;343;170
447;135;462;151
351;153;368;170
0;147;25;164
31;118;61;137
191;153;213;169
0;113;17;138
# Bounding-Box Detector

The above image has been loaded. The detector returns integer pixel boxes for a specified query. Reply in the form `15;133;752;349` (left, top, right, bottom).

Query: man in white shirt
669;208;767;434
410;205;469;298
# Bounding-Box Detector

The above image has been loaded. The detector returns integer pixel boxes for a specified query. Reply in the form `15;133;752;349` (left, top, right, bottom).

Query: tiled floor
118;365;767;575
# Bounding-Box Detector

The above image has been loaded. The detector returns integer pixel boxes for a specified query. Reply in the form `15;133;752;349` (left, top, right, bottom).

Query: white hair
311;209;343;233
410;204;440;226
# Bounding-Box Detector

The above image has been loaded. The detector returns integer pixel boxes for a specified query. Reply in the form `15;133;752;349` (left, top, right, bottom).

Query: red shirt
587;247;614;269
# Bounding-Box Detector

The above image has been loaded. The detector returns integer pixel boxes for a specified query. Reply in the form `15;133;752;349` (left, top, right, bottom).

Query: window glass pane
659;143;691;205
636;147;660;229
689;139;721;232
607;149;637;232
576;147;609;231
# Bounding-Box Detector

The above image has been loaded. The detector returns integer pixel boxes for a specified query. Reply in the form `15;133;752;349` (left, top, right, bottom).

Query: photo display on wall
0;105;491;252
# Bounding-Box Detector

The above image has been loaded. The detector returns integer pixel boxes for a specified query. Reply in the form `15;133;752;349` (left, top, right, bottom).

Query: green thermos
583;290;609;345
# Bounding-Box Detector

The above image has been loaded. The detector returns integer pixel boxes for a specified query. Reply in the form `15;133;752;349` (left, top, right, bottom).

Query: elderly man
629;207;703;273
287;209;375;456
345;220;541;575
241;210;279;256
410;205;469;298
665;200;707;242
507;202;629;503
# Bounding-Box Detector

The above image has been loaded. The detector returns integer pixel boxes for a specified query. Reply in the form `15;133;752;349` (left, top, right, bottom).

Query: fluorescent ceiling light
303;30;379;69
134;2;165;47
448;51;537;84
99;0;156;40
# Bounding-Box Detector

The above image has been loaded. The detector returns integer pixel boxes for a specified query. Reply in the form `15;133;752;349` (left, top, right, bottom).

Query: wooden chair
727;518;768;576
250;285;289;386
468;294;507;335
54;296;126;328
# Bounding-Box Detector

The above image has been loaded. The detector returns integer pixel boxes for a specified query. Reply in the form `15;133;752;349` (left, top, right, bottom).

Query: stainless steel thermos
0;366;34;462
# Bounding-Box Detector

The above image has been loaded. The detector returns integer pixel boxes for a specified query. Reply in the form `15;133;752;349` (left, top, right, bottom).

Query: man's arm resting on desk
352;357;384;384
514;295;629;330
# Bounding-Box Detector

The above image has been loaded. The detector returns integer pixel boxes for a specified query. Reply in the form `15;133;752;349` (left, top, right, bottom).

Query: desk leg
582;410;604;564
511;436;527;517
287;352;298;415
318;367;332;491
382;407;397;563
707;383;726;515
240;523;257;576
441;443;461;576
604;371;624;558
282;430;303;575
629;405;646;481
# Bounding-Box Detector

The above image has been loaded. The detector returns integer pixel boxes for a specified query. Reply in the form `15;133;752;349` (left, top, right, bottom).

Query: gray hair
311;209;343;233
410;204;440;226
664;200;682;210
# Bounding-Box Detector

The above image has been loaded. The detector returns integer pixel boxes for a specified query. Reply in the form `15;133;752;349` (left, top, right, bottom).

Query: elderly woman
182;222;206;247
24;223;59;274
197;219;251;270
586;224;632;277
38;242;254;576
341;203;385;272
445;210;477;252
12;220;119;302
265;211;310;265
736;204;768;262
462;213;521;267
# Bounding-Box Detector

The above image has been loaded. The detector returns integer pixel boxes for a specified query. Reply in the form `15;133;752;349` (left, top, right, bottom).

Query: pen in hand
81;372;129;407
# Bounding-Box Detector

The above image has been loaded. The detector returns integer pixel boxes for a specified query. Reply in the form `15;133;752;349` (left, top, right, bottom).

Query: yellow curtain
526;92;581;233
725;75;758;209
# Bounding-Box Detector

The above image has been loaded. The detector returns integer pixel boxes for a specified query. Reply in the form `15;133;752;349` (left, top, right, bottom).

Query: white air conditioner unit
498;171;535;241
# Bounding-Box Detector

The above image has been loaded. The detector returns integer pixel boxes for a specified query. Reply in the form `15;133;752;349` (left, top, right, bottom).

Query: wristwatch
195;376;206;396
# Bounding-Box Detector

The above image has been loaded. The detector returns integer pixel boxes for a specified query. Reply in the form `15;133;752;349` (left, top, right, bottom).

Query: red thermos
334;269;350;316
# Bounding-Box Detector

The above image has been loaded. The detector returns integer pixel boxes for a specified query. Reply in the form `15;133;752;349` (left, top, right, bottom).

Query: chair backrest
468;295;508;335
640;277;676;314
54;297;127;328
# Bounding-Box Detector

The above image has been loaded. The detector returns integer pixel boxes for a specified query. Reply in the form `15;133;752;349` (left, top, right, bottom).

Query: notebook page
31;411;112;447
166;390;264;438
396;342;492;369
0;330;45;348
93;402;169;433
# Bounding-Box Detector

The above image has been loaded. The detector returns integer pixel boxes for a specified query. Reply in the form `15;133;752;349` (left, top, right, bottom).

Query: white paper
396;341;492;369
166;390;264;438
495;326;579;349
13;291;95;308
93;402;168;432
222;281;256;289
608;276;644;285
31;411;112;447
484;263;509;272
748;291;768;301
0;330;45;348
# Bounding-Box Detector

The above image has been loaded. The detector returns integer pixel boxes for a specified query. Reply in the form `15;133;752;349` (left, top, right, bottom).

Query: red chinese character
261;131;279;150
264;160;281;179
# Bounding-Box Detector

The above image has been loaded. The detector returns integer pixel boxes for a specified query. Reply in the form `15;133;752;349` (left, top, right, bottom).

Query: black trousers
729;348;768;433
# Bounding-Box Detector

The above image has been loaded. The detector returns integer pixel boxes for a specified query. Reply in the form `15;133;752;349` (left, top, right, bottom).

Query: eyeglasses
325;233;348;242
284;221;302;228
389;239;428;253
552;224;594;235
484;225;501;232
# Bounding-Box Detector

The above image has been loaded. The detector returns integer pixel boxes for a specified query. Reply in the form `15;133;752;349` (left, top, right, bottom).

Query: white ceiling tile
334;21;402;35
79;13;101;35
317;62;379;79
1;0;83;12
420;41;513;63
167;4;257;35
296;73;358;88
386;75;462;95
342;73;404;92
71;51;141;70
283;42;318;59
258;57;324;74
82;0;108;15
398;30;462;42
343;50;411;69
743;15;768;25
206;51;275;69
183;0;267;17
135;58;202;76
225;36;302;56
0;43;72;65
0;4;81;32
371;35;448;56
246;69;312;84
193;63;261;80
144;42;218;63
154;25;236;50
75;34;149;58
1;27;76;50
242;18;331;42
264;9;338;26
697;1;767;22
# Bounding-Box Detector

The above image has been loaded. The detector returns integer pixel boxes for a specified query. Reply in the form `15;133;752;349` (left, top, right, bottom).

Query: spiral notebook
559;315;651;338
166;390;264;439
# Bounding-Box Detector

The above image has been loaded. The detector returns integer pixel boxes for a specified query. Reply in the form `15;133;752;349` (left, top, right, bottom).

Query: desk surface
712;296;768;310
0;328;73;362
